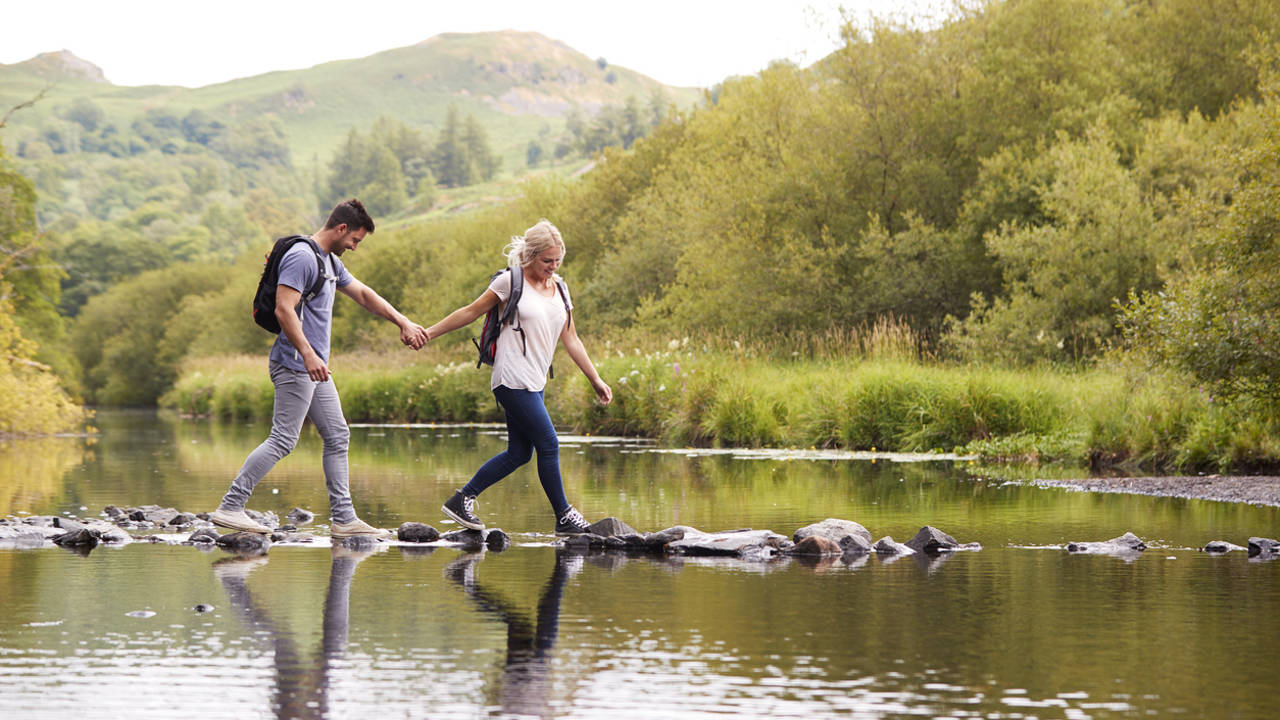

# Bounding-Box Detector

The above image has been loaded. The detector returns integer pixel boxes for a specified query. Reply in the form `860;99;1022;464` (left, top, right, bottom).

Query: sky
2;1;942;89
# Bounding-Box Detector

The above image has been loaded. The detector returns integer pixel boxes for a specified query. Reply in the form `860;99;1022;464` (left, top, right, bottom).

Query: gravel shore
1029;475;1280;507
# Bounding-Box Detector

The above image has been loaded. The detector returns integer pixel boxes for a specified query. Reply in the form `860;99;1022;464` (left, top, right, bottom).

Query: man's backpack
474;267;570;373
252;235;330;334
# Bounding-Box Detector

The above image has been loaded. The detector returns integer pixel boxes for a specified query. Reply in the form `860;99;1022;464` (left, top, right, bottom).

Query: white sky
1;1;943;89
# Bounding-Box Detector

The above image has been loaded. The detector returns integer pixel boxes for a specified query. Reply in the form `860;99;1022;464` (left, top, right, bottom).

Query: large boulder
1066;532;1146;555
668;529;792;559
793;519;873;547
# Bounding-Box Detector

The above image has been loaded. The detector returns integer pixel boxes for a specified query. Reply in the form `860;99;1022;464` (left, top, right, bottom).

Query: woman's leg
461;387;536;497
486;386;568;516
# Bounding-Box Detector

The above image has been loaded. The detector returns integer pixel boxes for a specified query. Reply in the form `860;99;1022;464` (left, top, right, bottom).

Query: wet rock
168;512;197;527
668;529;793;559
1202;540;1247;554
485;529;510;552
587;517;639;538
84;521;130;544
785;536;843;557
442;529;487;551
905;526;981;554
873;536;915;555
244;509;280;530
270;532;315;544
215;531;270;555
1066;532;1146;555
641;526;696;549
53;517;86;532
793;518;873;547
562;533;610;550
25;516;58;527
129;506;180;526
337;535;379;551
839;534;873;555
188;528;220;544
194;604;214;613
1248;537;1280;557
103;505;126;520
52;528;100;548
398;522;440;543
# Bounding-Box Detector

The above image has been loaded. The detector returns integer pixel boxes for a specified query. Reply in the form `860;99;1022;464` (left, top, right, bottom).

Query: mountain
0;31;701;164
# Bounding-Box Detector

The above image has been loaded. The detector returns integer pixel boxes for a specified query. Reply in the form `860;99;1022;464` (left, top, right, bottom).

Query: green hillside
0;31;701;167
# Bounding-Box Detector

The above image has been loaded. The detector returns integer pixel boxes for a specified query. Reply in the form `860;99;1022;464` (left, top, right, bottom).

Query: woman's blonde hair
505;219;564;271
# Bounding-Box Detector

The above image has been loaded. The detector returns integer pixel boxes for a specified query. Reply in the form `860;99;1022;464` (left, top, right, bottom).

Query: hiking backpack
474;267;570;374
252;235;330;334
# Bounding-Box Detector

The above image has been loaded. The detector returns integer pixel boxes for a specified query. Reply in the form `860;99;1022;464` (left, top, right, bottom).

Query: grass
162;334;1280;474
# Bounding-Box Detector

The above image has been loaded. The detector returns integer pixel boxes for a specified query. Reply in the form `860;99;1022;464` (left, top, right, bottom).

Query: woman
425;220;612;535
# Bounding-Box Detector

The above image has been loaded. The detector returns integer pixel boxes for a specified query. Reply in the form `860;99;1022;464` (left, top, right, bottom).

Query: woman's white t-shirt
488;269;572;392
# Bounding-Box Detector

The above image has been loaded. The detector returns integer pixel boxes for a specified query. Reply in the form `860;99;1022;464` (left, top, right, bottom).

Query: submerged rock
873;536;916;555
398;522;440;543
785;536;843;557
1202;540;1247;554
905;526;981;554
52;528;100;548
215;531;270;555
188;528;220;545
1248;537;1280;557
1066;532;1146;555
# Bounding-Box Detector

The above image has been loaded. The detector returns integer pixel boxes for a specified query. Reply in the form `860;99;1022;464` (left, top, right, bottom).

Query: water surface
1;409;1277;719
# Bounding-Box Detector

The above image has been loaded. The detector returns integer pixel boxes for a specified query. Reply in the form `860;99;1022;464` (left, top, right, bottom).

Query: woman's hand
592;378;613;405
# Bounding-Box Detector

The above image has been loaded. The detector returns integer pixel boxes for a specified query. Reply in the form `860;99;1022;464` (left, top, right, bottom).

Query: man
210;198;428;538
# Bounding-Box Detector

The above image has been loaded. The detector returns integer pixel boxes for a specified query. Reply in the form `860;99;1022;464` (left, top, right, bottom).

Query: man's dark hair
324;198;375;233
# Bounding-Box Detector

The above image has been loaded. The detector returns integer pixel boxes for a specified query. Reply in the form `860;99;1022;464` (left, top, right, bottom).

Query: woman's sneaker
555;506;592;535
442;491;485;530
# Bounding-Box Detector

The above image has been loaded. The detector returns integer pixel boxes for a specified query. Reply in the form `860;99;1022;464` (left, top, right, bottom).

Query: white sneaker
330;518;393;539
210;508;273;534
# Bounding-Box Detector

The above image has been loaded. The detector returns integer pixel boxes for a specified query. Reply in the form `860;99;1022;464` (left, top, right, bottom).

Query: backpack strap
298;237;329;304
548;278;572;380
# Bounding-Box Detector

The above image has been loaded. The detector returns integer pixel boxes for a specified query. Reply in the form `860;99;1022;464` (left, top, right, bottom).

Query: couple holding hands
209;199;613;539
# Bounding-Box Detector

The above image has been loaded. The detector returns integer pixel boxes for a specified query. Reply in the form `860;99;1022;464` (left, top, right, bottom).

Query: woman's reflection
444;549;579;719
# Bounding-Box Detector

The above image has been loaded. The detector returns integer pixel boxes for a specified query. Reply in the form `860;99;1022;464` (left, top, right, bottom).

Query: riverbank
162;349;1280;474
1028;475;1280;507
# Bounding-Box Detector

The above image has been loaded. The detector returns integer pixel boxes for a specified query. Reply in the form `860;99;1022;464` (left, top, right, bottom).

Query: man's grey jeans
219;361;356;523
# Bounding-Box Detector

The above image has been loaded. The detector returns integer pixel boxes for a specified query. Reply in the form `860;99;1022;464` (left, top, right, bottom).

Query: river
1;409;1277;719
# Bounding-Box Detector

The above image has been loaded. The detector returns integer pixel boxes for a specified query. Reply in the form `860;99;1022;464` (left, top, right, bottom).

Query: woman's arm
560;315;612;404
425;289;501;341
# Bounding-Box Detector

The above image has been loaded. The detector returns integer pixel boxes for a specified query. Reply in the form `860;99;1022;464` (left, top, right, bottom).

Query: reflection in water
445;550;576;719
215;545;376;719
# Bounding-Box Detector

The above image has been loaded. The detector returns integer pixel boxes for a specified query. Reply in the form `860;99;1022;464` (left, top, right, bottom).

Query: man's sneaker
210;508;273;534
330;518;393;539
442;491;485;530
555;506;592;536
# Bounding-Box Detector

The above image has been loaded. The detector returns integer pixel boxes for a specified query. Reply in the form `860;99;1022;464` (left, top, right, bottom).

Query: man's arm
275;285;331;382
337;278;428;349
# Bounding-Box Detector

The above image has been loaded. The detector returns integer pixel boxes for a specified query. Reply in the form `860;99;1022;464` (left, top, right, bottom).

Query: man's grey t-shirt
268;239;353;372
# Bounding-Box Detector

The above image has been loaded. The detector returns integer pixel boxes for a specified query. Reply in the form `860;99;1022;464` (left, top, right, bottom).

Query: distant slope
0;31;702;166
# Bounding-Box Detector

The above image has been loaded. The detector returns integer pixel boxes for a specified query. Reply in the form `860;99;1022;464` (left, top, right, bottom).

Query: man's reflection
444;549;579;719
213;543;375;719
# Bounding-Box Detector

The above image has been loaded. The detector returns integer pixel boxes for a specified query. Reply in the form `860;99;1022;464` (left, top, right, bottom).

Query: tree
64;98;104;132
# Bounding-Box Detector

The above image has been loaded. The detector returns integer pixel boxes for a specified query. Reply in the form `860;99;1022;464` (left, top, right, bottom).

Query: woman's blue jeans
462;386;569;516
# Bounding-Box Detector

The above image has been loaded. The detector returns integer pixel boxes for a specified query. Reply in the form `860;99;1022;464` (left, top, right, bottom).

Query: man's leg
219;362;315;512
306;377;356;524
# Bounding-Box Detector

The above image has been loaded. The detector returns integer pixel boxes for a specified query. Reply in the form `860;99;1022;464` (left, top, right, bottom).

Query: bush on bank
162;349;1280;473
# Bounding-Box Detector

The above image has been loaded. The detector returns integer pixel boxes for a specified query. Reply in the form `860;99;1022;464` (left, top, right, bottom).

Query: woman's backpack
474;267;570;371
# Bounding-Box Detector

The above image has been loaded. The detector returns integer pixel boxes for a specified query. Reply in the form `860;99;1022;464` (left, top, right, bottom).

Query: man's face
333;226;367;256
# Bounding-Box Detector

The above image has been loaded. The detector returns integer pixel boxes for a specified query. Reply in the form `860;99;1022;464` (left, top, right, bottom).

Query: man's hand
401;322;429;350
304;352;331;382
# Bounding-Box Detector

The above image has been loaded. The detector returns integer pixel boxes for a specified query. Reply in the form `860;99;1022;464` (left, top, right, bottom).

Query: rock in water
52;528;100;548
905;526;963;554
793;518;873;547
785;536;843;557
398;522;440;543
442;529;487;551
287;508;315;526
1202;540;1246;554
485;529;510;552
1248;537;1280;557
215;531;270;555
1066;532;1146;555
873;536;915;555
668;529;792;559
188;528;220;544
587;517;639;538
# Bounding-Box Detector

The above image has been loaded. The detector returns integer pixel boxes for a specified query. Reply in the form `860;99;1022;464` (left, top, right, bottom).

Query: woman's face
528;245;563;284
